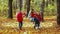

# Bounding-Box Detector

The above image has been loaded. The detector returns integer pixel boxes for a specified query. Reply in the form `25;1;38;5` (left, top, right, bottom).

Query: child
17;11;23;30
34;12;42;30
34;15;40;29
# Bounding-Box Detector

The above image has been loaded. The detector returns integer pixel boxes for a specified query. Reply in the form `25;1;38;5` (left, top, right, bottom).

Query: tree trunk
52;0;54;5
57;0;60;25
49;0;52;4
26;0;30;17
46;0;48;7
19;0;22;11
41;0;45;22
49;0;54;5
8;0;13;19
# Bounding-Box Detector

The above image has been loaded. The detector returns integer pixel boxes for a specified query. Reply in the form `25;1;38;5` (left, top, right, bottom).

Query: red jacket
17;12;23;22
31;11;35;18
36;13;42;21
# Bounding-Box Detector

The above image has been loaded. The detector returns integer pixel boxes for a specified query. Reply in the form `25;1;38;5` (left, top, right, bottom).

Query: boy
17;11;23;30
34;12;42;30
34;15;40;29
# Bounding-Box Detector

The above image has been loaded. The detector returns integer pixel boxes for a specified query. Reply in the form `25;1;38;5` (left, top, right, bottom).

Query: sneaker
38;27;40;30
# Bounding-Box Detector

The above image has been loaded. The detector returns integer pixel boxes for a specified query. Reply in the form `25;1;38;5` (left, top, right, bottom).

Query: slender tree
49;0;54;5
19;0;22;11
49;0;52;4
8;0;13;19
41;0;45;22
57;0;60;25
52;0;54;5
26;0;30;16
46;0;48;7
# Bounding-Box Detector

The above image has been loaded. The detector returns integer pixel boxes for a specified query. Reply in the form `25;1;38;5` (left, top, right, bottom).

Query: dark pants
19;21;23;29
34;21;40;29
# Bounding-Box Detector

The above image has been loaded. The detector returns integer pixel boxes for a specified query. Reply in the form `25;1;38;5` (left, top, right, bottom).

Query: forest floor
0;16;60;34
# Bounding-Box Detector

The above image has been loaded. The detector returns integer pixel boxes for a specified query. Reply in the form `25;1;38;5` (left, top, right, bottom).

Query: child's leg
34;22;36;29
19;22;22;30
34;22;38;29
19;22;21;29
34;18;35;29
21;22;23;28
37;22;40;29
